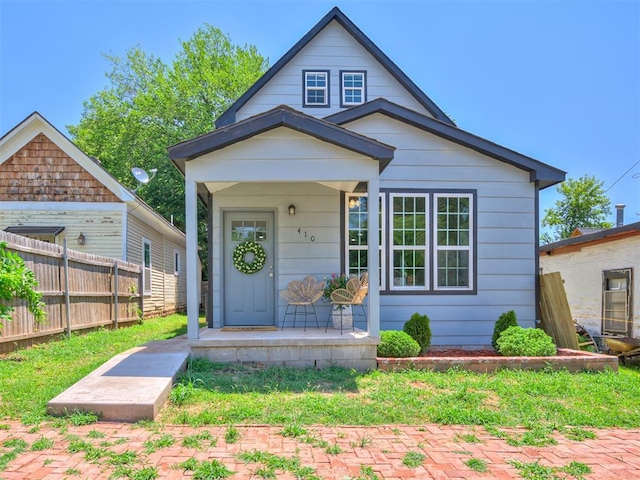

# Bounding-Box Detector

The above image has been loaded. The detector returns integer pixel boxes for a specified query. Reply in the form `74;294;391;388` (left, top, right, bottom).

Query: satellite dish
131;167;158;192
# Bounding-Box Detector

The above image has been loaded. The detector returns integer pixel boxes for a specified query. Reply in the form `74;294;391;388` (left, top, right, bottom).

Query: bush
0;241;46;331
492;310;518;350
403;312;432;353
377;330;421;358
496;326;557;357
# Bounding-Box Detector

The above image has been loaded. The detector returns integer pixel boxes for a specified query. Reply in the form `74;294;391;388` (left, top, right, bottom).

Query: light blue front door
223;211;275;326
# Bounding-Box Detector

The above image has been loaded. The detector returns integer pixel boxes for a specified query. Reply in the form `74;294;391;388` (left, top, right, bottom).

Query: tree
541;175;612;243
0;242;46;332
68;25;269;277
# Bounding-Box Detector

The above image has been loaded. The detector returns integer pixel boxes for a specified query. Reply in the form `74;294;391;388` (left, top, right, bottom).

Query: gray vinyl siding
209;182;341;328
236;20;432;121
345;114;537;347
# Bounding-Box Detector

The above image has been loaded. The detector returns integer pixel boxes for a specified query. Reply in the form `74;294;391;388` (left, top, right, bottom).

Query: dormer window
303;70;330;107
340;71;366;107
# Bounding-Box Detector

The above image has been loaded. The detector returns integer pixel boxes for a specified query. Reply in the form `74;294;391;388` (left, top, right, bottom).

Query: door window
231;220;267;242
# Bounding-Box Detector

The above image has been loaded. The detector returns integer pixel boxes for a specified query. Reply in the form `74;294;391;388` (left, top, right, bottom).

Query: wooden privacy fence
0;230;142;354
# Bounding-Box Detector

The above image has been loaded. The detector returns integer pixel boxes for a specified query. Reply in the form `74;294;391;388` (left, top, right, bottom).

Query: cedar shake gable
0;133;120;202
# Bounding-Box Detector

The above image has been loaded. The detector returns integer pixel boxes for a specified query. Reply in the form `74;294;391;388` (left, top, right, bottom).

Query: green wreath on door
232;240;266;274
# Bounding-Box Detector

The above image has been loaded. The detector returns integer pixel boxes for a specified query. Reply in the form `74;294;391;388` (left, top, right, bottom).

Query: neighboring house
540;210;639;339
169;7;565;346
0;112;189;317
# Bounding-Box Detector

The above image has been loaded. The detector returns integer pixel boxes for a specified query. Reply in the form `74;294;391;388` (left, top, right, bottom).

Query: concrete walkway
1;421;639;479
47;337;190;422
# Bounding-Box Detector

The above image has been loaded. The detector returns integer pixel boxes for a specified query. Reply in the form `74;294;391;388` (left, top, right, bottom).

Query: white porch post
185;175;200;339
367;179;380;337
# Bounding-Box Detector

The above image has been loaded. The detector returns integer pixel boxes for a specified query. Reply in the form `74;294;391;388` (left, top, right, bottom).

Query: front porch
189;327;379;371
169;106;395;344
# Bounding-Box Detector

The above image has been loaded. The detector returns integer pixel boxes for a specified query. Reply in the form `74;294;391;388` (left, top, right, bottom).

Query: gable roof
0;112;185;241
325;98;566;189
170;105;396;172
570;227;606;237
0;112;135;202
215;7;454;128
540;221;640;254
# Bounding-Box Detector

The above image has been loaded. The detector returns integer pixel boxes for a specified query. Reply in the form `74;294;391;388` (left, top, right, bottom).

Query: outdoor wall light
77;232;86;245
288;204;296;216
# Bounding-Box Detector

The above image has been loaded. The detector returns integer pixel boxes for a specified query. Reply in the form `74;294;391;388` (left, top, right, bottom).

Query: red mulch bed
421;349;499;357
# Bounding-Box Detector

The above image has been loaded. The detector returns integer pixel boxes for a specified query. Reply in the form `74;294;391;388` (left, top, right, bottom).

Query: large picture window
346;193;384;289
434;194;473;289
343;190;475;294
391;194;428;290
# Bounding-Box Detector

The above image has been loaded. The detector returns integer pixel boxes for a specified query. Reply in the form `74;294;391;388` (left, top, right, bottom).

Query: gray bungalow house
170;7;565;348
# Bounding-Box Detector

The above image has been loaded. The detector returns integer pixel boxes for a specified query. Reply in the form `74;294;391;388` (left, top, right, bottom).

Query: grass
1;313;640;439
0;314;194;420
402;451;425;468
162;358;640;430
509;459;592;480
465;457;488;473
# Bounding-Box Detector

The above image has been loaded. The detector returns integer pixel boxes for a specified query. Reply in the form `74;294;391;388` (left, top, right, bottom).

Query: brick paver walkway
1;422;639;479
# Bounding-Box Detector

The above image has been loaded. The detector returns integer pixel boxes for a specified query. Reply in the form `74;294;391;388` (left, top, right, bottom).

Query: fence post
113;263;119;329
63;239;71;339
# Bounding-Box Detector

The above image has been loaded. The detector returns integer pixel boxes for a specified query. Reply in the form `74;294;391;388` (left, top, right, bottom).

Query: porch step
190;328;379;370
47;339;189;422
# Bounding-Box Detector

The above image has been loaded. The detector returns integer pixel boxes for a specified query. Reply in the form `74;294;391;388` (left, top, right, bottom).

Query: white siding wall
540;236;640;338
209;183;341;328
126;215;187;315
0;202;124;258
345;114;537;347
236;21;432;121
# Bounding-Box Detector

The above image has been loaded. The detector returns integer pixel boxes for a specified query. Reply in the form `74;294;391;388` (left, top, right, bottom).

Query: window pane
393;249;425;287
437;250;469;287
346;194;383;285
307;90;325;104
144;243;151;267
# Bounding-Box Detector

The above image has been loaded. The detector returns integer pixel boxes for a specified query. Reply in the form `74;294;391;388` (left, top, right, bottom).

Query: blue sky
1;0;639;228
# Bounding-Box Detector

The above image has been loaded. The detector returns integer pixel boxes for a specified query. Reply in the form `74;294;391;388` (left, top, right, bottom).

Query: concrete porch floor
47;327;378;422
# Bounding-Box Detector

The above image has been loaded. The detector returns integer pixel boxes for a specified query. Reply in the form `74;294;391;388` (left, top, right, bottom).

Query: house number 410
297;227;315;242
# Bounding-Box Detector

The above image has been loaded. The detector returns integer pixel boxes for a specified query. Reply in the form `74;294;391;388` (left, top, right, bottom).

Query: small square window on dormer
303;70;330;107
340;71;366;107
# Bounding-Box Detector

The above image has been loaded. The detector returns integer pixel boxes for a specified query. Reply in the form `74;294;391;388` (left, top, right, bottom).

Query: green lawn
2;316;640;434
0;314;191;421
163;358;640;430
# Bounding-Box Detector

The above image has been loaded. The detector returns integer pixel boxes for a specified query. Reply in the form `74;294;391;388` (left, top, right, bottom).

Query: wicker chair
326;272;368;334
279;276;324;330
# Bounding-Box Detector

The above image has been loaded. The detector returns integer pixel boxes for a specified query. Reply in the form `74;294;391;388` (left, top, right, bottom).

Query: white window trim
389;193;429;291
345;192;385;290
303;70;329;107
142;238;152;295
174;249;181;276
340;71;366;107
433;193;474;291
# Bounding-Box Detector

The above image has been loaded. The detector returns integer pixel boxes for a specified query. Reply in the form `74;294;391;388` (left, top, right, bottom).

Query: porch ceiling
204;180;359;194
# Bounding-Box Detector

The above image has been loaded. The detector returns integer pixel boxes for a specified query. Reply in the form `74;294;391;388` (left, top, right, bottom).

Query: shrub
377;330;421;358
403;312;432;353
492;310;518;350
0;241;46;331
496;326;557;357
